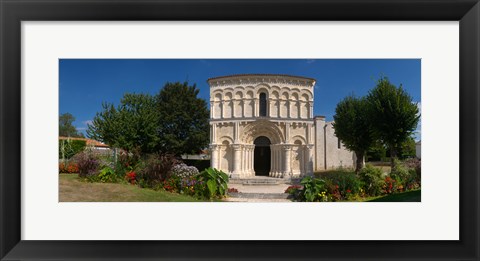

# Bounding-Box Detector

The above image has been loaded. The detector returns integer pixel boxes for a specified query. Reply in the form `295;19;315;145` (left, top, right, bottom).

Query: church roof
207;74;316;82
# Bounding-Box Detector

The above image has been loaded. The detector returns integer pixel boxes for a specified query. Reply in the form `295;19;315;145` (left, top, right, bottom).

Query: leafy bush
171;163;199;178
178;176;205;197
318;170;363;200
358;164;385;196
125;171;137;184
74;151;100;178
115;148;142;177
162;176;181;193
383;176;397;194
403;158;421;185
390;160;417;192
100;166;118;182
196;167;229;199
297;176;327;202
137;153;179;188
59;162;79;174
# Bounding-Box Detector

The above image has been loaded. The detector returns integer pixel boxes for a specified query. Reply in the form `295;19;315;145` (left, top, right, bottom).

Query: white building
208;74;355;179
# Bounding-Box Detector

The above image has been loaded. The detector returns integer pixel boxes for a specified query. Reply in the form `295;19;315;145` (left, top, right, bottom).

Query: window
338;138;341;149
259;92;267;116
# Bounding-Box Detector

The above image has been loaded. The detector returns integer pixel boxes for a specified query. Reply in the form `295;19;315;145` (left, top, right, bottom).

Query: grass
367;190;421;202
59;174;202;202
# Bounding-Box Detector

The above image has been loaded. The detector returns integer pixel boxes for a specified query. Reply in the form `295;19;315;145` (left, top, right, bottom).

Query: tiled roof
207;74;316;82
59;136;109;148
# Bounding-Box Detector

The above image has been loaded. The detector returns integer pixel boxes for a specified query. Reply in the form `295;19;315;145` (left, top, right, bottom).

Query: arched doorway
254;136;271;176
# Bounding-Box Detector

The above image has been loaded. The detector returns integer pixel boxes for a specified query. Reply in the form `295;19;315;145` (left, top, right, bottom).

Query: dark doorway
254;136;271;176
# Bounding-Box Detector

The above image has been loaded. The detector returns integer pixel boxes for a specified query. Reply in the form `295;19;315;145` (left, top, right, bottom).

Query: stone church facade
208;74;355;179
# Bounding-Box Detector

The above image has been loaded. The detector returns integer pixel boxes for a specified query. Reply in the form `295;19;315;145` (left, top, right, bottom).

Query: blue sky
59;59;421;140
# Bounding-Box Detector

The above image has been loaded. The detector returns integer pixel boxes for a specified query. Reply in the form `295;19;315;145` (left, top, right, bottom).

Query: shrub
358;164;385;196
59;162;79;174
403;157;421;185
383;176;397;194
318;170;363;200
390;160;417;192
196;167;229;199
75;151;100;178
115;148;142;177
124;171;136;184
98;166;116;182
297;176;327;202
162;176;181;193
138;153;179;188
171;163;199;178
179;176;205;197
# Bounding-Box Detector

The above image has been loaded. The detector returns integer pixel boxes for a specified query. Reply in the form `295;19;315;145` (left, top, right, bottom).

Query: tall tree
333;95;374;173
59;112;84;137
157;82;209;155
366;77;420;168
87;93;159;153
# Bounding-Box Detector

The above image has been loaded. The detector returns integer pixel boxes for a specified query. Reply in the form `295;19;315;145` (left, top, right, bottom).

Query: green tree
156;82;209;155
366;77;420;168
87;93;159;153
59;112;84;137
333;95;374;173
366;140;387;162
398;136;416;159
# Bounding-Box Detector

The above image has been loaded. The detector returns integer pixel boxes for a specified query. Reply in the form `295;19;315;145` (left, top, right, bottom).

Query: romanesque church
208;74;355;179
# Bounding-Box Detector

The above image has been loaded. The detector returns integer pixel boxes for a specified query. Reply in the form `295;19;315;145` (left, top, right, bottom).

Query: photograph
59;59;421;203
2;0;479;259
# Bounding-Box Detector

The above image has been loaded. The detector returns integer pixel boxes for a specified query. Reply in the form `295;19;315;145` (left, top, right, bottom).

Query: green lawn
59;174;201;202
367;190;421;202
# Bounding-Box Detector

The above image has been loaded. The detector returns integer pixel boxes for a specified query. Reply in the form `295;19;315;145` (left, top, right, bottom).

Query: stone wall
314;116;355;171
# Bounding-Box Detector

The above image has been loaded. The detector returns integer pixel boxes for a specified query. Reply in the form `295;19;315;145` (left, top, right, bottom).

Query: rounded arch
241;121;284;144
301;93;309;101
281;92;289;100
245;90;254;99
224;92;233;100
271;85;281;93
255;83;271;91
291;92;299;100
234;91;243;99
291;88;301;95
271;90;279;99
302;89;313;101
213;92;222;101
219;136;234;145
292;135;307;145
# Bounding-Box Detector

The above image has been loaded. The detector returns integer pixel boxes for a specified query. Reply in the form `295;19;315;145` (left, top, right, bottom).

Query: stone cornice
208;74;315;89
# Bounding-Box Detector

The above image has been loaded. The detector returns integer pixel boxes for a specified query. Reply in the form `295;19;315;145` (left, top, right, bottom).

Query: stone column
232;144;242;178
283;145;292;178
210;102;214;118
210;144;219;169
253;98;258;117
221;101;225;119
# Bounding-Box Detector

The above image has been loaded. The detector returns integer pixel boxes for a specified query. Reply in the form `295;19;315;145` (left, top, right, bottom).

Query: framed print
1;0;479;260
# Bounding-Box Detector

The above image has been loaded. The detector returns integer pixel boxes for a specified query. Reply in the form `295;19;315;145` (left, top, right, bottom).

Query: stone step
229;178;301;185
227;192;290;199
229;178;283;185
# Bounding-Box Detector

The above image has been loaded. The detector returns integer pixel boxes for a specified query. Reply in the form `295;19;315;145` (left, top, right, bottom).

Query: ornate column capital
209;144;220;150
231;144;242;150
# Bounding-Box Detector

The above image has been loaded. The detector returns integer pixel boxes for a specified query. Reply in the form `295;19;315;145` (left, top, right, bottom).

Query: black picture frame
1;0;479;260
